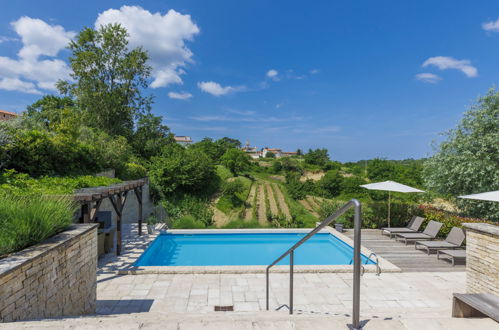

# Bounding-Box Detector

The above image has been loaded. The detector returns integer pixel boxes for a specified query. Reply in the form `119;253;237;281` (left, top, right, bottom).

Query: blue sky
1;1;499;161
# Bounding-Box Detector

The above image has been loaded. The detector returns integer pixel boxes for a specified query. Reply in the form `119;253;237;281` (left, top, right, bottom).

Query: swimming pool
135;232;375;266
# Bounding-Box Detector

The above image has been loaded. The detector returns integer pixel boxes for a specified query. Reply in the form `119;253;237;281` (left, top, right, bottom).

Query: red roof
0;110;18;116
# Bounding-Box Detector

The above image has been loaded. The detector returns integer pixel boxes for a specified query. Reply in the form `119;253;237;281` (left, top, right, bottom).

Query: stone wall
463;223;499;295
0;224;98;322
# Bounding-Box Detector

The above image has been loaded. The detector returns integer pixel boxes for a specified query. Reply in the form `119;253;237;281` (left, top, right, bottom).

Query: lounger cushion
383;228;417;233
439;249;466;258
416;241;458;248
397;233;431;239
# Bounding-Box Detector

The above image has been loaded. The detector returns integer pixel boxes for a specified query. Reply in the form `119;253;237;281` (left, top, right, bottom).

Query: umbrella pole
388;191;391;228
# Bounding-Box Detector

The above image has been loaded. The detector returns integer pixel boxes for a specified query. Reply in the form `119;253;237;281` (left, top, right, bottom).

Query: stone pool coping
116;227;400;274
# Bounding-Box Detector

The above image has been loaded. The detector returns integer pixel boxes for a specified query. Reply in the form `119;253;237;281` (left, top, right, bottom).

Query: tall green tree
424;88;499;220
220;148;251;176
58;24;152;138
132;114;173;160
304;148;330;167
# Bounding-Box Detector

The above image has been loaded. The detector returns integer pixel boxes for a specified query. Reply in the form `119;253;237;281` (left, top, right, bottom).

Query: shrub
149;143;217;199
418;205;495;238
162;195;213;227
173;215;206;229
317;170;343;198
119;162;147;180
318;199;421;229
0;170;121;195
0;194;77;256
221;219;265;229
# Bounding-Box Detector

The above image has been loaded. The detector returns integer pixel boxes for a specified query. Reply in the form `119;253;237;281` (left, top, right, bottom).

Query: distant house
281;151;298;157
0;110;18;121
241;141;261;159
262;147;283;158
174;136;193;147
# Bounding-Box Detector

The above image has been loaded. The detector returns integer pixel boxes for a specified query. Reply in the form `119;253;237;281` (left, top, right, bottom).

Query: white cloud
197;81;244;96
12;17;75;60
415;73;442;84
168;91;192;100
483;18;499;32
95;5;199;88
309;69;320;74
0;17;74;94
0;77;41;94
266;69;279;81
0;36;17;44
422;56;477;78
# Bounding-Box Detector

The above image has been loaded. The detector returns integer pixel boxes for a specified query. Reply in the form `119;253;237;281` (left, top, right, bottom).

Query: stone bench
452;293;499;322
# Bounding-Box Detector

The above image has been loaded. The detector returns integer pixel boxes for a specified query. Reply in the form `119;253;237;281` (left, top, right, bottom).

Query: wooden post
109;191;128;255
134;187;143;236
81;203;90;223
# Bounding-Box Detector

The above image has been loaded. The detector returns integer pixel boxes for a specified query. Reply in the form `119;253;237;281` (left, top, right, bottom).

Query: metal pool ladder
265;199;363;329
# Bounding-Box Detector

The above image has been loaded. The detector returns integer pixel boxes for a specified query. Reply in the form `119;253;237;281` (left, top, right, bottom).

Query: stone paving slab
4;312;498;329
94;271;467;320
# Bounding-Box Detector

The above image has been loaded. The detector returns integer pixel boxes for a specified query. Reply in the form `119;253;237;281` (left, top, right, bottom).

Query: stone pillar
462;223;499;295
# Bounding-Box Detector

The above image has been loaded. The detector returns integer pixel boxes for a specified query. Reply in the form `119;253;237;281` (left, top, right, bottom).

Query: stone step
2;312;496;329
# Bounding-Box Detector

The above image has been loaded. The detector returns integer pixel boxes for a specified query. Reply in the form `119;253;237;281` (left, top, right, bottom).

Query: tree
220;148;251;176
304;148;330;167
25;95;78;131
132;114;173;160
317;170;343;198
296;149;303;156
149;144;216;198
58;24;152;139
217;137;242;149
367;158;395;181
424;88;499;220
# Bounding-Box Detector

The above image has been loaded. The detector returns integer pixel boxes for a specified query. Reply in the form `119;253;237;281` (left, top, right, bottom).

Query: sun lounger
414;227;465;254
437;249;466;266
381;216;425;238
395;220;443;245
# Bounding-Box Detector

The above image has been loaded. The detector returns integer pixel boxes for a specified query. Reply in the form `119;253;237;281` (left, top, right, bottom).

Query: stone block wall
0;224;98;322
463;223;499;295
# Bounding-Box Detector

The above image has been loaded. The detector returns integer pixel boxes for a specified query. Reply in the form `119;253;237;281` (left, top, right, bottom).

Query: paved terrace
344;229;466;272
9;225;494;329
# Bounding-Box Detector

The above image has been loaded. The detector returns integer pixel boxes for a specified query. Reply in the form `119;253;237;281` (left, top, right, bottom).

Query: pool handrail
265;199;363;330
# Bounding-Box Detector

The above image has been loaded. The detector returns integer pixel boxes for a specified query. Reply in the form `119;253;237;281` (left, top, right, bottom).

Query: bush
418;205;495;238
119;162;147;180
173;215;206;229
317;170;343;198
0;194;77;256
0;170;121;195
149;143;217;199
162;195;213;227
221;219;265;229
318;199;421;229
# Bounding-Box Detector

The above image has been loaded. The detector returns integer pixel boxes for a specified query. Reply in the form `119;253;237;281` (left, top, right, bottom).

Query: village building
0;110;18;121
241;141;261;159
173;135;193;147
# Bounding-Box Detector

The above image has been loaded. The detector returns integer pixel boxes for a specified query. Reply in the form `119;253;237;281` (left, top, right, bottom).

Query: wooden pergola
73;178;147;255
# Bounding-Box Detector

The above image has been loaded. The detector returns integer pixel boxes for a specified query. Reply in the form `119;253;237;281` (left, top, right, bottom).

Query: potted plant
146;216;158;234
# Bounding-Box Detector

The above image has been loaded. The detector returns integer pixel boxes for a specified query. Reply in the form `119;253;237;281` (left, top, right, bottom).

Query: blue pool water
135;233;374;266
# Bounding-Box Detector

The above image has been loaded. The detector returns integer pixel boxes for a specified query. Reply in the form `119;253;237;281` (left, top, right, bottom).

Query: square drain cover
214;305;234;311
